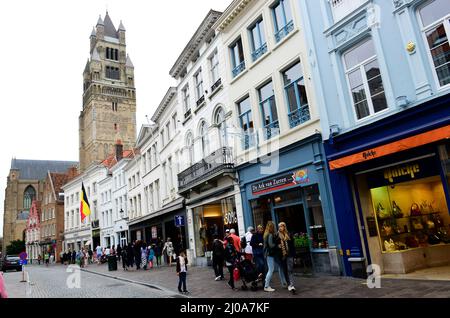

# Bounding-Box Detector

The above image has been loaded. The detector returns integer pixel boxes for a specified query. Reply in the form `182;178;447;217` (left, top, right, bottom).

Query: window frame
417;1;450;90
194;69;204;101
237;96;255;150
342;38;389;122
210;50;220;85
258;80;279;140
271;0;294;43
248;18;268;62
230;38;246;77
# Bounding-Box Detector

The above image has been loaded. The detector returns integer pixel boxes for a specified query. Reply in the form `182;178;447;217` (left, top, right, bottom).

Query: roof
151;87;177;122
49;172;70;200
10;159;78;180
214;0;253;32
103;11;118;39
91;48;101;61
169;10;222;78
118;20;126;31
126;54;134;68
101;149;138;170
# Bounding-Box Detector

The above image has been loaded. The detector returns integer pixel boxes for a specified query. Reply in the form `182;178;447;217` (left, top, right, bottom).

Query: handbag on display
410;203;422;216
384;239;396;252
412;219;424;230
392;201;403;218
428;234;441;245
377;203;390;219
382;222;393;236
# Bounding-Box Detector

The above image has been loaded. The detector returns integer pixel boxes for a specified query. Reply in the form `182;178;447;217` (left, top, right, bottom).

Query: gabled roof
10;159;78;180
151;87;177;122
103;11;118;39
48;172;70;201
101;148;139;170
136;124;158;149
169;10;222;78
126;54;134;68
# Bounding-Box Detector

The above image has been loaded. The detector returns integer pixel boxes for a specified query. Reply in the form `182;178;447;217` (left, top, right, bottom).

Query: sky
0;0;231;236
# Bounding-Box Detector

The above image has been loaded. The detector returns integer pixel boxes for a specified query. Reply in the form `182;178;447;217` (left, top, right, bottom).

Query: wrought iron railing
211;78;222;93
232;61;246;78
178;147;234;191
264;121;280;140
242;132;257;150
184;108;192;120
196;95;205;107
251;43;268;62
288;105;311;128
275;20;294;43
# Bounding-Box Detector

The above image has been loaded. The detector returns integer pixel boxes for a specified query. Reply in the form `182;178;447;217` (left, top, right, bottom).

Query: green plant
294;233;310;248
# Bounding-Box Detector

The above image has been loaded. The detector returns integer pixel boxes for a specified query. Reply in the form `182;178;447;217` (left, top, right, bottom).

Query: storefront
238;134;341;275
63;229;92;252
325;93;450;277
128;198;187;254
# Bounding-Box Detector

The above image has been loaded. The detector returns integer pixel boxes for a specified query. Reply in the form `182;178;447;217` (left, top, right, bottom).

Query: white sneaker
215;276;221;281
264;287;275;292
288;285;294;291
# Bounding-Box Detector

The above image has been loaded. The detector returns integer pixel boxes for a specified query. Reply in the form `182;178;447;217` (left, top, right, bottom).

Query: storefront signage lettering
224;210;237;225
363;150;377;160
384;164;420;183
252;169;309;195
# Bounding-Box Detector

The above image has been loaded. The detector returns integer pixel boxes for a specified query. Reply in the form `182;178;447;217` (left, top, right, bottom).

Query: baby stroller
236;258;262;291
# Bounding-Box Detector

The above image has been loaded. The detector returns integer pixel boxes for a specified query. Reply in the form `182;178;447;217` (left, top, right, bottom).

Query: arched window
23;186;36;209
214;107;227;148
186;132;194;165
199;121;209;158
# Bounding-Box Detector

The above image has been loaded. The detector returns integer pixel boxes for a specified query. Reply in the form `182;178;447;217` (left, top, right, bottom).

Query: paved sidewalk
79;262;450;298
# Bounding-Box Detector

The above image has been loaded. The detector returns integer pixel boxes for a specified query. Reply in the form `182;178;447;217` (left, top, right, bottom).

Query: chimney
115;139;123;162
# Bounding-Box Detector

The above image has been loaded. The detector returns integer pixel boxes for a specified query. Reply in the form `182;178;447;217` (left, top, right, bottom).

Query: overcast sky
0;0;231;236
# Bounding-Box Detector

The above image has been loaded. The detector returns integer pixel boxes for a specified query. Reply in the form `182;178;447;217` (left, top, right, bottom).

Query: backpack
240;235;247;250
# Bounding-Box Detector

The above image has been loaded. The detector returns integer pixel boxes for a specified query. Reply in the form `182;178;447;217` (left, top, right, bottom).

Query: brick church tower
79;12;137;172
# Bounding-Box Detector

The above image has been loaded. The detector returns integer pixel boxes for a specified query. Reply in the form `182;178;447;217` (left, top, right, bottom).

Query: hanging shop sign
251;169;310;195
366;156;440;189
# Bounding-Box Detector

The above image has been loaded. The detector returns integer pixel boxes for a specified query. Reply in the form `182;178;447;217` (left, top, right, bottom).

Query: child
176;250;189;294
148;245;155;269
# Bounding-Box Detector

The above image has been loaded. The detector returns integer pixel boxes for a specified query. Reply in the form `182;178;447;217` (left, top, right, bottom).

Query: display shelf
377;211;442;221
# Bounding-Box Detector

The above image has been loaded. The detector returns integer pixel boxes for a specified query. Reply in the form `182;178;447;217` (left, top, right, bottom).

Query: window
272;0;294;43
166;122;171;141
259;81;279;139
210;50;220;85
161;130;165;147
93;182;97;194
194;70;204;102
343;38;388;120
237;97;255;150
23;186;36;209
155;180;160;209
186;132;194;165
199;121;209;157
214;107;227;148
182;85;191;118
106;47;119;61
418;0;450;87
112;102;118;112
230;38;245;77
168;157;173;191
163;162;168;197
283;61;310;128
152;143;158;166
172;113;178;131
106;66;120;80
249;19;267;61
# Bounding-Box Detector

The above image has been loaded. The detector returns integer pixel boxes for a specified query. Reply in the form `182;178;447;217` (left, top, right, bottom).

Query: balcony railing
275;20;294;43
184;108;192;120
288;105;311;128
178;147;234;192
91;219;100;229
330;0;366;22
251;43;268;62
211;78;222;93
196;95;205;107
263;121;280;140
232;61;246;78
242;132;257;151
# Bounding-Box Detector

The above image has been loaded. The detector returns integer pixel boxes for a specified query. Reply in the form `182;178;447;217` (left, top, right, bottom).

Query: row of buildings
4;0;450;278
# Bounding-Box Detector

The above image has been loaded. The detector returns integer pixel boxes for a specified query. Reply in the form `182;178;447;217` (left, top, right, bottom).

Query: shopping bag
233;267;240;281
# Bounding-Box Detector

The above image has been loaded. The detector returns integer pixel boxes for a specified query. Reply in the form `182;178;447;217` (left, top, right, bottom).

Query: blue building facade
298;0;450;276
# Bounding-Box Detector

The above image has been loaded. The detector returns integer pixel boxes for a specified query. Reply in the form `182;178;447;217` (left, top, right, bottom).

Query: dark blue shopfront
324;94;450;277
237;134;342;275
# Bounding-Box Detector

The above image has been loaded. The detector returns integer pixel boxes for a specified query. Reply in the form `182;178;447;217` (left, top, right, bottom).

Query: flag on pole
80;182;91;222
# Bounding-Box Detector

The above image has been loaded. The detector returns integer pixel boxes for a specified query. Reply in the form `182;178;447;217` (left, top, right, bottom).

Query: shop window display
370;176;450;253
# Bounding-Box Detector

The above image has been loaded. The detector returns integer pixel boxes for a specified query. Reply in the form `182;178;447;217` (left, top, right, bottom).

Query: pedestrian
250;225;265;279
111;245;116;256
72;250;76;265
60;251;64;265
105;246;111;256
162;238;174;266
154;240;162;267
127;243;134;268
243;226;254;261
212;235;225;281
223;229;231;248
0;272;8;298
134;242;141;270
96;245;102;263
147;245;155;269
117;244;122;262
50;253;54;264
88;248;93;264
37;254;42;265
121;245;128;271
229;229;241;254
176;250;189;294
44;252;50;266
263;221;287;292
141;245;148;270
278;222;296;293
224;236;238;291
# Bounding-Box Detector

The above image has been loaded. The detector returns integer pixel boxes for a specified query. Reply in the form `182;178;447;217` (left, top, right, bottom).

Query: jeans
227;266;235;289
253;254;265;276
285;257;295;287
264;256;287;288
178;272;187;292
213;257;224;278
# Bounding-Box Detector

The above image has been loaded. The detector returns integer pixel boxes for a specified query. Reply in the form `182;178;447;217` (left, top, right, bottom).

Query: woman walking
224;236;238;290
162;238;174;266
250;225;265;279
176;250;189;294
141;245;148;270
263;221;287;292
212;235;225;281
155;240;162;268
278;222;296;293
121;245;128;271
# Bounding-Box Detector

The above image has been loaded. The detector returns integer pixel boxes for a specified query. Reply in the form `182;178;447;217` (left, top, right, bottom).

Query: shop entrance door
274;204;313;274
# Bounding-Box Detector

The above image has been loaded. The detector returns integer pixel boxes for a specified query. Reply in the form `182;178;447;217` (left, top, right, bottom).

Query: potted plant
294;233;310;253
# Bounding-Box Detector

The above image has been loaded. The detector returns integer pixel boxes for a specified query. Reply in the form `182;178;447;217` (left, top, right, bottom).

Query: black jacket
176;256;188;273
212;239;225;259
250;233;264;255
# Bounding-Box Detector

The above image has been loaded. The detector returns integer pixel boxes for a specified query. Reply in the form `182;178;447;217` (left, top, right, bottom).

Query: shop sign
151;226;158;239
174;215;185;227
366;156;439;188
224;210;238;225
251;169;309;195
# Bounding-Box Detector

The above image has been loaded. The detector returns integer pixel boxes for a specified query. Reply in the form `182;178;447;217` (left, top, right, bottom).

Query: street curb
80;268;188;298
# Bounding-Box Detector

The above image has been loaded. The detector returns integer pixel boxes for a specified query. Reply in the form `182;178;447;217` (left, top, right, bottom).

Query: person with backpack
212;235;225;281
250;225;265;278
242;227;254;261
224;236;238;291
